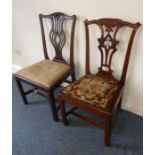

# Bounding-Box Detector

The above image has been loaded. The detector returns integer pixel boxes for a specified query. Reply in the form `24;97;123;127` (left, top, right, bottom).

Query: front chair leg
48;92;59;122
104;116;112;146
15;78;28;104
60;99;68;126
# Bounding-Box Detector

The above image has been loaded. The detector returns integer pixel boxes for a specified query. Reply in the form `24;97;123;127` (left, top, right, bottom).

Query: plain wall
12;0;143;116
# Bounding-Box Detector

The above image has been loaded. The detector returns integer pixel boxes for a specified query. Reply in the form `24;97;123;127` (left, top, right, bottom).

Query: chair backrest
84;18;141;85
39;12;76;67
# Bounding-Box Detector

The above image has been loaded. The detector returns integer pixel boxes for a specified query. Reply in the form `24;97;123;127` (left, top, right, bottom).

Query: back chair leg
118;96;123;110
71;72;76;82
48;92;59;122
15;78;28;104
60;99;68;125
104;116;112;146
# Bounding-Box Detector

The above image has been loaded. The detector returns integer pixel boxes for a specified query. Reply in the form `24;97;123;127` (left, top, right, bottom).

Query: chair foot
63;120;68;126
15;78;28;104
104;131;111;146
104;117;111;146
104;142;110;147
60;99;68;126
48;92;59;122
71;72;76;82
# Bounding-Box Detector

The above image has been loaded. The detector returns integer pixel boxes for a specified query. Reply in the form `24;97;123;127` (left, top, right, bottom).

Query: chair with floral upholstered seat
59;18;141;146
14;12;76;122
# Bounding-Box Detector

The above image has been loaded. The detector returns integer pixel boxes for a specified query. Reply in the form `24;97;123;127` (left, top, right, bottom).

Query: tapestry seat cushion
62;75;122;112
15;60;71;88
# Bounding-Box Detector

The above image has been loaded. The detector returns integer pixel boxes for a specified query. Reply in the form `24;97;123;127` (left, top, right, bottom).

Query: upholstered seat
60;18;141;146
16;60;71;88
14;13;77;122
63;75;122;112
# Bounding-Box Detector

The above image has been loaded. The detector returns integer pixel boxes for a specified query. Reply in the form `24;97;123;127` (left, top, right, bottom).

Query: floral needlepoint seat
59;18;141;146
63;75;122;112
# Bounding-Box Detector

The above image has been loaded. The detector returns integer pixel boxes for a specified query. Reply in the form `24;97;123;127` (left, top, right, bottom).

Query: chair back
84;18;141;85
39;12;76;67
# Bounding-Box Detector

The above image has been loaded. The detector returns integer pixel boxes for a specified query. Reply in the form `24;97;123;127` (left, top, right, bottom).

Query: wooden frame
60;18;141;146
14;12;76;122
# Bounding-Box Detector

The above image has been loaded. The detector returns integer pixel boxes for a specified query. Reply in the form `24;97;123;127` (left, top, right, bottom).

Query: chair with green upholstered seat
14;12;76;122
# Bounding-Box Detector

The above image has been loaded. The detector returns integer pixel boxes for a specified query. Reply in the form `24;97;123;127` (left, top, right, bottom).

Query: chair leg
48;92;59;122
60;99;68;125
118;96;122;110
71;72;76;82
15;79;28;104
104;116;111;146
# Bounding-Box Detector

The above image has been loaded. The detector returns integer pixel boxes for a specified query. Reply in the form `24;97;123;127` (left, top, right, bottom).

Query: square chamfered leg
48;92;59;122
15;78;28;104
71;72;76;82
60;98;68;126
104;115;112;146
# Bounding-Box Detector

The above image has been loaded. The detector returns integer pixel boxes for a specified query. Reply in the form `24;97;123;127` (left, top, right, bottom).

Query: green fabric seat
16;60;71;88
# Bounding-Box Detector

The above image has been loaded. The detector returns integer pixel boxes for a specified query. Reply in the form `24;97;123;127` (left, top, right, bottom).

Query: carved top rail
84;18;141;85
39;12;76;66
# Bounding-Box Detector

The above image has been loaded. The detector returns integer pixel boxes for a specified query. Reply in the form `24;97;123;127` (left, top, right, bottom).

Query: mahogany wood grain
60;18;141;146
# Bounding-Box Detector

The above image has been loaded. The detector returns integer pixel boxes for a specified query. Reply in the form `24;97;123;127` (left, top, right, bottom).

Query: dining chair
14;12;76;122
59;18;141;146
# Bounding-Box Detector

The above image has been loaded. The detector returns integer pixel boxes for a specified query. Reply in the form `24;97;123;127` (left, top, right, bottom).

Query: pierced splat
103;37;112;50
84;18;141;85
39;13;76;65
49;15;66;62
97;25;119;75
